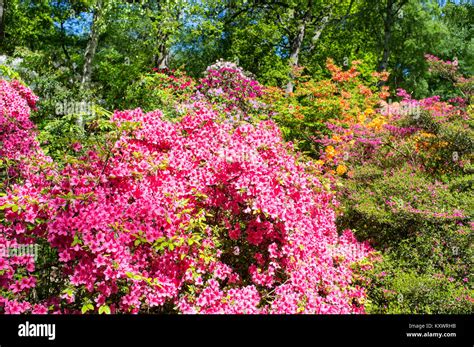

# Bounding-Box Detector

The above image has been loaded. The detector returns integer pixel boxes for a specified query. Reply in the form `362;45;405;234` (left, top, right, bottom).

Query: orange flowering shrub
264;59;389;158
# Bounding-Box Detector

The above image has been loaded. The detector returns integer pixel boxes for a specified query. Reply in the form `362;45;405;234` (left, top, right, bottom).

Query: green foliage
38;104;115;162
365;264;473;314
124;69;195;116
339;164;471;240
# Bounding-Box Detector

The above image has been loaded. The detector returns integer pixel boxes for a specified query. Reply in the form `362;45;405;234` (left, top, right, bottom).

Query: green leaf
99;305;111;314
72;234;82;246
0;203;12;211
62;288;74;296
81;303;94;314
126;271;142;281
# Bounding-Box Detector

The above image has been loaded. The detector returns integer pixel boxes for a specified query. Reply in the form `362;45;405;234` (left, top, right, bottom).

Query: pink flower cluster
0;80;373;314
424;54;458;66
0;80;40;163
197;60;266;121
0;80;56;313
395;88;463;120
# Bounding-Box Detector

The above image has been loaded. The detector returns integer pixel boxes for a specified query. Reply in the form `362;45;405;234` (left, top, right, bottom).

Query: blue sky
55;0;471;37
54;12;92;36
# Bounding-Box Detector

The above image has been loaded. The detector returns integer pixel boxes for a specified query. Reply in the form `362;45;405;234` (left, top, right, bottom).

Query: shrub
263;59;389;156
124;68;196;116
366;263;473;314
0;80;373;314
196;60;266;122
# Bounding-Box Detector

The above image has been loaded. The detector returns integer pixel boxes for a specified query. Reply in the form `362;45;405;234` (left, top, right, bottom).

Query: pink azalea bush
126;61;265;122
196;60;266;122
0;79;54;314
0;79;39;159
424;54;473;99
0;79;374;314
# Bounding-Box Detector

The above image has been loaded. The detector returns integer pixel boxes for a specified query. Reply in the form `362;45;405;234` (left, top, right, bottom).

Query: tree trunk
378;0;394;72
79;1;103;131
285;19;307;94
0;0;5;41
81;1;102;86
155;39;170;69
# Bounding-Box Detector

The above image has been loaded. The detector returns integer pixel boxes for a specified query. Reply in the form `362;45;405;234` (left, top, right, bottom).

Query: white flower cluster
205;59;255;80
0;54;39;86
0;55;24;70
205;59;241;72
